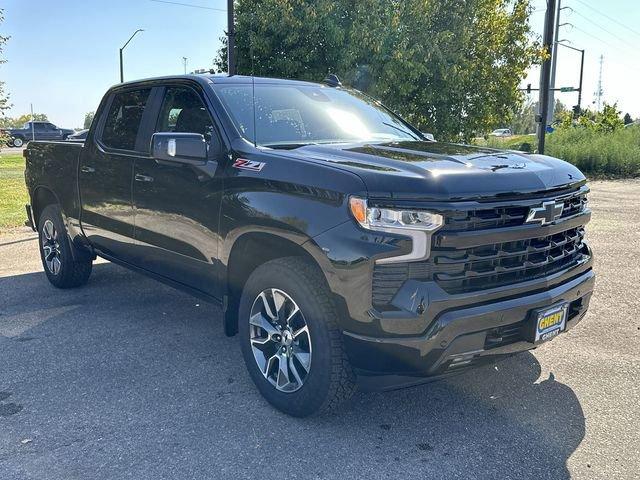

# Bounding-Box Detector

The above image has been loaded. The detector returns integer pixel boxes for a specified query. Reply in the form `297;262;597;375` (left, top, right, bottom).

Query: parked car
24;75;594;416
66;129;89;141
489;128;513;137
7;121;74;147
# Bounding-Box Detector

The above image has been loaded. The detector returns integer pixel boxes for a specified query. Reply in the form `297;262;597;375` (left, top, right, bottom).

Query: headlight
349;197;443;264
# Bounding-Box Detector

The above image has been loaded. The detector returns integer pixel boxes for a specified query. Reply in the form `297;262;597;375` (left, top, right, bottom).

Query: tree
0;9;11;146
510;100;537;134
217;0;542;141
84;111;95;129
0;113;48;129
556;103;624;133
623;112;633;125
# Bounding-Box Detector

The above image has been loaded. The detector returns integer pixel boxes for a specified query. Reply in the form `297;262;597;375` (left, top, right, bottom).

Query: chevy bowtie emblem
526;201;564;225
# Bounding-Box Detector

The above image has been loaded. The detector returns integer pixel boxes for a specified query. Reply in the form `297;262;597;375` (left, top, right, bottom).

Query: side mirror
421;132;435;141
151;132;207;164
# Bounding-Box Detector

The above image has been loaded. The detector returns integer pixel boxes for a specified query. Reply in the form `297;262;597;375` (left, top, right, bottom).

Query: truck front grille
372;187;591;307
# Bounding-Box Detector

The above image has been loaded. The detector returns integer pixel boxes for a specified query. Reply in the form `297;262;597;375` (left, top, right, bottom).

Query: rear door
33;122;48;140
132;83;225;298
79;87;156;262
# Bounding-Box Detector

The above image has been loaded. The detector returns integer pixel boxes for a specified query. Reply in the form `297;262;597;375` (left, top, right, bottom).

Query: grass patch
475;134;537;152
474;128;640;177
0;153;29;231
546;127;640;178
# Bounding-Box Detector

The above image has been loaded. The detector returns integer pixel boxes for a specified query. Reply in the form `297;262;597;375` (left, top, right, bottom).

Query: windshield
213;83;421;147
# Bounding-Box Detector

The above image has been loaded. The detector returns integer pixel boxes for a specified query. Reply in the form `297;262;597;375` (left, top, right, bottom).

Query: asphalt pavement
1;180;639;479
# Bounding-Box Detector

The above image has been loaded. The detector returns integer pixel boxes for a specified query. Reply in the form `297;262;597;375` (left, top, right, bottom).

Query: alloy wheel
249;288;312;393
41;219;62;275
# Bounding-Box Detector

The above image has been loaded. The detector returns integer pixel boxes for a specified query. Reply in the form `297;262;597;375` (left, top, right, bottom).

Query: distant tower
595;55;604;110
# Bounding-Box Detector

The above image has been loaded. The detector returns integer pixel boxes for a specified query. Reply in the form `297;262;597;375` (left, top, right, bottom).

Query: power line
572;0;640;39
149;0;225;12
570;9;637;51
571;25;617;50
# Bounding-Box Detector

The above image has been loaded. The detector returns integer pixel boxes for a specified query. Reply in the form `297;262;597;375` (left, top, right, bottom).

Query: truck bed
24;141;84;225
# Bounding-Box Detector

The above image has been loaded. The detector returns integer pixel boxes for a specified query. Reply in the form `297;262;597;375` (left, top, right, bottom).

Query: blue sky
1;0;639;128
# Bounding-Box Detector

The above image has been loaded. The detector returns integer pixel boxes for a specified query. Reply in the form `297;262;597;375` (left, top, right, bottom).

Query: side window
34;123;47;131
101;88;151;151
156;86;213;141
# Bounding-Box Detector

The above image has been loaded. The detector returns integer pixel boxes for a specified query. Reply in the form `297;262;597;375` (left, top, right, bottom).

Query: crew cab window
34;123;47;131
156;86;213;142
101;88;151;151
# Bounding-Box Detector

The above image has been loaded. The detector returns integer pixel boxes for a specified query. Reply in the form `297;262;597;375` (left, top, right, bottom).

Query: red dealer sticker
233;158;266;172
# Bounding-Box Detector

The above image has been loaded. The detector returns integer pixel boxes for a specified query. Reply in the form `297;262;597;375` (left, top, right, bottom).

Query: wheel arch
32;186;61;227
223;230;334;337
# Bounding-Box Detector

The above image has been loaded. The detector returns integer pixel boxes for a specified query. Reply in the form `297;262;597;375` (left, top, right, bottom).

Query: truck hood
277;140;586;200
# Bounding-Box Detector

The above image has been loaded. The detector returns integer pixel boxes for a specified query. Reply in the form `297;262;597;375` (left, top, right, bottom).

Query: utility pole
227;0;236;75
537;0;557;155
182;57;188;74
595;54;604;110
547;0;562;124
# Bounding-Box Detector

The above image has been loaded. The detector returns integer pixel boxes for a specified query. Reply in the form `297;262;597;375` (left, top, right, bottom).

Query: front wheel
239;257;356;416
38;204;92;288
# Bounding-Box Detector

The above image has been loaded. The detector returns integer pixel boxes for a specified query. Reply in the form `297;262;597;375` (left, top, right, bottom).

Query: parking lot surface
1;180;639;479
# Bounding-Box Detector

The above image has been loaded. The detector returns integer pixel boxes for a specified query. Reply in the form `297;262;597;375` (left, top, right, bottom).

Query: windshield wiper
262;142;318;150
381;122;418;139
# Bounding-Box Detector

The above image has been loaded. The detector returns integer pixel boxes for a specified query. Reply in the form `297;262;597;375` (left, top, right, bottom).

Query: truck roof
114;74;328;90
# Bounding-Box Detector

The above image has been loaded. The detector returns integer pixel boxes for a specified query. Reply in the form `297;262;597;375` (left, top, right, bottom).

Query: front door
132;84;225;298
79;87;154;262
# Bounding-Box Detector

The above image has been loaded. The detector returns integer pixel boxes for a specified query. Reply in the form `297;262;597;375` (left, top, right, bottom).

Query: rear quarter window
101;89;151;151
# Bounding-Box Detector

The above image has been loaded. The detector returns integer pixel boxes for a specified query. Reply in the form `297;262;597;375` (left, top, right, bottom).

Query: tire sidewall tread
239;256;356;417
37;204;92;289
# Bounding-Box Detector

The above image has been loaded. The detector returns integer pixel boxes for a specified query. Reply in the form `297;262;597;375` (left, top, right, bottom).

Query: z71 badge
233;158;266;172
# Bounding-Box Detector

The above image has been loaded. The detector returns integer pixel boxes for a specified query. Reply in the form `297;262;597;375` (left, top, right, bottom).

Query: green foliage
83;111;95;129
555;102;624;134
0;113;49;129
478;133;535;152
218;0;542;141
510;101;537;134
0;153;29;231
546;125;640;177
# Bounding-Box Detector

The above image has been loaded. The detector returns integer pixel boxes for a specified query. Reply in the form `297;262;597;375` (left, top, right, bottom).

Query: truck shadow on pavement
0;262;585;480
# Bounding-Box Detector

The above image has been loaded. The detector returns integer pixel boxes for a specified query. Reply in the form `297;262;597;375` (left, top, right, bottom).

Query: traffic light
526;83;532;94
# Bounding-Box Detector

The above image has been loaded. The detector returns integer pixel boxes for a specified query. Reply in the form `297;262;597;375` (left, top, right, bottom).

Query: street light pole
119;29;145;83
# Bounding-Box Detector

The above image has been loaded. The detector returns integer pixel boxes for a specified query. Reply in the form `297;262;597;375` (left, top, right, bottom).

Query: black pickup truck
6;121;75;147
24;74;594;416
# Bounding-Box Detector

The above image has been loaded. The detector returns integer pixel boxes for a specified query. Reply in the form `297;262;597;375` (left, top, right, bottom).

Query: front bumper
343;267;594;378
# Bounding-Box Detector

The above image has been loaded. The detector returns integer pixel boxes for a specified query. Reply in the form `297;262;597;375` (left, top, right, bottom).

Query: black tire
239;257;356;417
37;204;92;288
12;136;24;148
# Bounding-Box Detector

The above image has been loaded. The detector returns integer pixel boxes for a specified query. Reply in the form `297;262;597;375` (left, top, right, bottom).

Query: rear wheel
239;257;356;417
12;136;24;147
38;204;92;288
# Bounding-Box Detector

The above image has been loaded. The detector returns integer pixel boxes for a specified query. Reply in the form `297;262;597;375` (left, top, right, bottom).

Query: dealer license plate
534;303;568;343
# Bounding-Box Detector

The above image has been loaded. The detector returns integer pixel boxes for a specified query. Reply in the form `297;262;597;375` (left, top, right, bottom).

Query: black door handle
80;165;95;173
135;173;154;183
